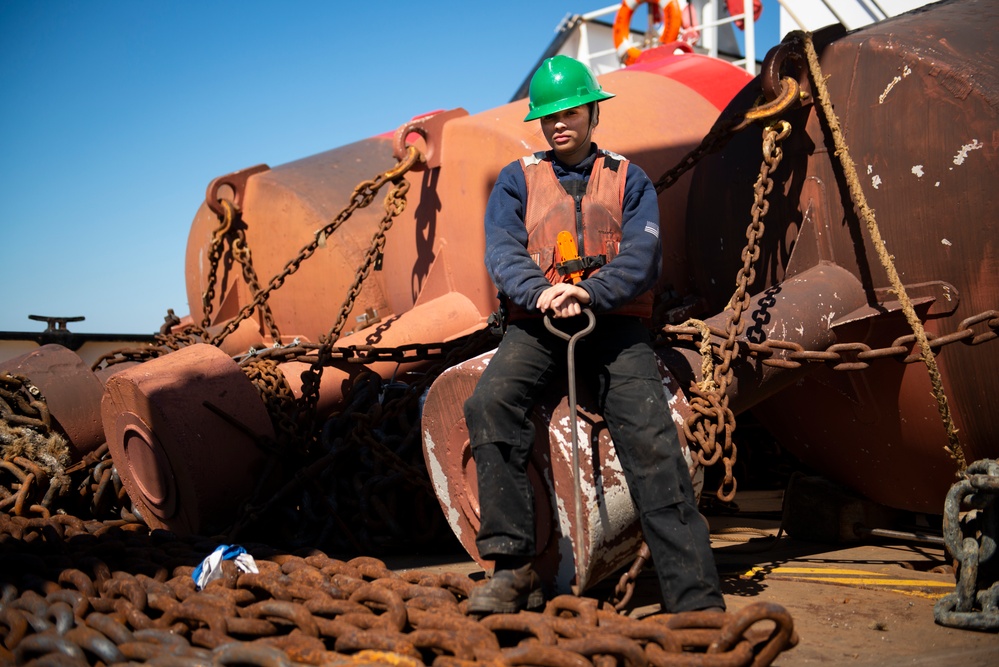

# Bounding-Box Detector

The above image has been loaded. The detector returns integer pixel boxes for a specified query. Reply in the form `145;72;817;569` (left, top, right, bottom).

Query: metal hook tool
544;308;596;592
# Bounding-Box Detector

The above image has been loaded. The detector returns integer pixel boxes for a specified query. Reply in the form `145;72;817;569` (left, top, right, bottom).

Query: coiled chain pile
0;514;796;666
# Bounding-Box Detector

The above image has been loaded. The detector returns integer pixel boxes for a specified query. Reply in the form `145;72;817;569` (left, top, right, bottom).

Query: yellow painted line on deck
756;566;891;576
740;565;952;599
800;576;952;587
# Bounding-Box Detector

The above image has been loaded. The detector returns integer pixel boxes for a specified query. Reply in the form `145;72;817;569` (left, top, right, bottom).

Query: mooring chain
232;226;283;342
934;458;999;631
89;318;212;372
200;198;234;330
295;164;416;449
208;146;422;349
651;41;802;197
238;340;463;367
681;121;791;504
240;357;300;455
0;444;131;521
200;197;282;341
659;308;999;371
0;372;51;433
0;515;798;666
226;325;500;552
611;542;652;611
652;116;745;195
615;54;805;597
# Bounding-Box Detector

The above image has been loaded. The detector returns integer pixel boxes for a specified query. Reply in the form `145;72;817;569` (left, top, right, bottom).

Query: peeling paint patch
941;238;952;247
911;165;924;178
878;65;911;104
953;140;983;165
423;431;463;537
867;165;882;189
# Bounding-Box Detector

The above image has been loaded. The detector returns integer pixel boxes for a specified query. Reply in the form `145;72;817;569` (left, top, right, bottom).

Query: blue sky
1;1;779;334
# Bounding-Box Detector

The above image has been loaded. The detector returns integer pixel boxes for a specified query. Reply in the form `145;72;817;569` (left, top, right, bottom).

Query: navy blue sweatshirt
483;145;662;315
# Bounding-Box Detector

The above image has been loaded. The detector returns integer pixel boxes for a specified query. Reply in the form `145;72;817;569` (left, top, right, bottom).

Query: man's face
540;104;593;164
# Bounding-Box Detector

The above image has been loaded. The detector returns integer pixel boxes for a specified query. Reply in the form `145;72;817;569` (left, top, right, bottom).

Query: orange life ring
725;0;763;30
612;0;683;66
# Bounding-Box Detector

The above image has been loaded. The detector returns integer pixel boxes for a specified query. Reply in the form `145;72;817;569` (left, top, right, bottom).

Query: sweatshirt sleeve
578;162;662;312
482;162;553;311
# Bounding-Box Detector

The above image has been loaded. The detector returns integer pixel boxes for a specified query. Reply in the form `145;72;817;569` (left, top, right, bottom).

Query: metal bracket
392;108;469;171
205;163;271;217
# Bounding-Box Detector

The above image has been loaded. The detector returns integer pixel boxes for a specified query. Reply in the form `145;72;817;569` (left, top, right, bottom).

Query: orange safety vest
510;150;654;320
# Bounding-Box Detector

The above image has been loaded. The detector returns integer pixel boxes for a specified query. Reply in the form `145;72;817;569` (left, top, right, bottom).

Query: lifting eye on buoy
612;0;683;66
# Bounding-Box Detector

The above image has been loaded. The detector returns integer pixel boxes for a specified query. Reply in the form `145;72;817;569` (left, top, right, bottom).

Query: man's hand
537;283;591;318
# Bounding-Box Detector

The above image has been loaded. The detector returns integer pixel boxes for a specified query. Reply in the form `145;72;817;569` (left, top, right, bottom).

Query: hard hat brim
523;90;615;122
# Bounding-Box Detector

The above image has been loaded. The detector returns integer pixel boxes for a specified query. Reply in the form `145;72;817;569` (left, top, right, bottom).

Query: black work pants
463;315;724;612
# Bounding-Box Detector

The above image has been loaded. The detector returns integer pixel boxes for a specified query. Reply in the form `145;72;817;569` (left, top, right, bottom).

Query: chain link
681;121;791;503
201;198;234;329
294;174;414;449
934;459;999;630
659;309;999;370
0;372;52;432
0;514;798;666
225;325;500;553
208;145;422;348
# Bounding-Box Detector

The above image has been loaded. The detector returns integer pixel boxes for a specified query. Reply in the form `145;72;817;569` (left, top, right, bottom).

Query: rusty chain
200;197;282;340
934;458;999;631
233;226;283;342
0;514;797;666
226;325;500;555
0;443;137;524
659;309;999;371
89;312;211;372
0;372;51;434
680;120;791;505
652;115;745;195
201;197;234;330
604;43;808;605
207;145;423;349
294;169;416;449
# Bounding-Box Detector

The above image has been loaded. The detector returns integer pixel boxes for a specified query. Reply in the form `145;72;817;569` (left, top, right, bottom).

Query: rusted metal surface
184;57;751;360
422;348;702;595
659;263;869;414
0;345;105;457
100;344;274;535
683;0;999;512
86;52;752;564
6;14;998;664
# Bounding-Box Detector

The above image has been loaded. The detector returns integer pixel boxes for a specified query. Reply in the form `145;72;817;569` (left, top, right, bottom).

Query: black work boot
467;563;544;615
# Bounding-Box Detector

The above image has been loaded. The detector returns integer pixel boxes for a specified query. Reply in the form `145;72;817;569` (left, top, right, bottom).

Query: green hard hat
524;55;615;122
